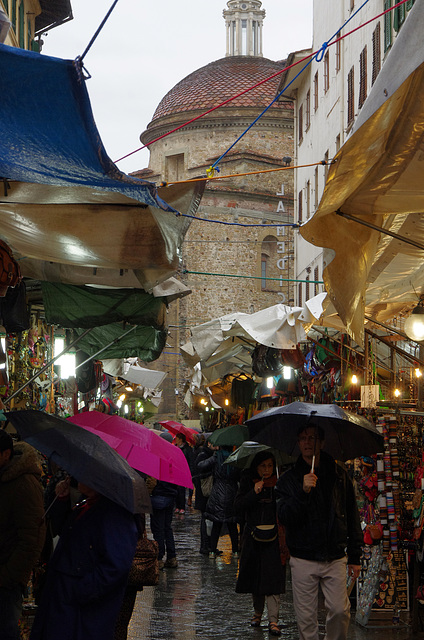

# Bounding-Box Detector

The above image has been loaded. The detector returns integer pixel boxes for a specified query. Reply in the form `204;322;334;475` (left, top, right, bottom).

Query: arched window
260;236;278;292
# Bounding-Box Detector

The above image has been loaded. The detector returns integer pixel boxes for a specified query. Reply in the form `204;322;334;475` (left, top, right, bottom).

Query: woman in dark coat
30;480;138;640
235;452;286;637
198;445;240;558
192;436;214;554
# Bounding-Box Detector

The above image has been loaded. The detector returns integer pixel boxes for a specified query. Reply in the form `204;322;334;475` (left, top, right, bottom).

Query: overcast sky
42;1;313;174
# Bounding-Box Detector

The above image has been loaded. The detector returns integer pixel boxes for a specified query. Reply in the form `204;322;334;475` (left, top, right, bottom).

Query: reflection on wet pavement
128;509;414;639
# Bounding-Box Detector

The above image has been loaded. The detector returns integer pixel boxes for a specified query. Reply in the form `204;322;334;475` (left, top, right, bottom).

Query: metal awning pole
74;324;139;370
336;210;424;252
4;328;93;405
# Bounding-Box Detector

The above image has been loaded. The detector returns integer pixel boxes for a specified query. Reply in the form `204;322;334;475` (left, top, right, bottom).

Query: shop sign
361;385;380;408
275;183;291;303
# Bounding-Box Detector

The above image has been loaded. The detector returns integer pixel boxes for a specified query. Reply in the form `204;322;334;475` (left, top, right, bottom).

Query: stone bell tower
223;0;265;57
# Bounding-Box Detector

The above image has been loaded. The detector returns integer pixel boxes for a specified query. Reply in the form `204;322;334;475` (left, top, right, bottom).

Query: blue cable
211;0;371;171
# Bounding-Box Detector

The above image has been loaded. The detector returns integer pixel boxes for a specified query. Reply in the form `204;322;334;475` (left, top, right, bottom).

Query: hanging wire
158;160;328;187
78;0;121;64
182;270;324;284
178;215;298;228
209;0;374;172
114;0;408;166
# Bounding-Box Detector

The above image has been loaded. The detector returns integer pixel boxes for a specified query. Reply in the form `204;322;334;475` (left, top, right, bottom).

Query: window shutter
314;267;319;297
359;46;367;109
298;104;303;143
11;0;16;30
372;23;381;85
347;67;355;126
298;191;303;224
18;0;24;47
384;0;392;51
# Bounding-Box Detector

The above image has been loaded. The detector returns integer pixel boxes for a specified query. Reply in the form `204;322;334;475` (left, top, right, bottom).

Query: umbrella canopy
246;402;384;462
6;410;151;514
224;441;294;470
149;428;174;442
158;420;198;446
68;412;193;489
208;424;250;448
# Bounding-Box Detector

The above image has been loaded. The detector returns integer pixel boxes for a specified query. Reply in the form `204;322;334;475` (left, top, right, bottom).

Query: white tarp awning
182;294;327;387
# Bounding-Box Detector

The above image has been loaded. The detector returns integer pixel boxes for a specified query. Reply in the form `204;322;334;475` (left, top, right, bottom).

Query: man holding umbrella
276;424;362;640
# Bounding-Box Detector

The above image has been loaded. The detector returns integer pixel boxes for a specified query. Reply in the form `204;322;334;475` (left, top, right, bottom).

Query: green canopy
41;282;167;361
73;324;167;361
42;282;166;329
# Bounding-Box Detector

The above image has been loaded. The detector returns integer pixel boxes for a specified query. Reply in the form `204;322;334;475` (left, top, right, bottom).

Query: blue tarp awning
0;42;172;211
0;44;205;291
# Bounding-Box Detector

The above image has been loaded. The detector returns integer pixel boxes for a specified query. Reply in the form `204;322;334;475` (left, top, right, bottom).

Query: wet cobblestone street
127;508;418;640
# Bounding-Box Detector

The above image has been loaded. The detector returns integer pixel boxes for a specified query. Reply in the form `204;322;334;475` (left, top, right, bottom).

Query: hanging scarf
252;474;277;488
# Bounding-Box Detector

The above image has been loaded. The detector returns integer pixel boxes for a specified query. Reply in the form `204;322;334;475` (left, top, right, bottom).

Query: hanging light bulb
351;374;358;385
404;301;424;341
415;368;422;378
394;388;401;398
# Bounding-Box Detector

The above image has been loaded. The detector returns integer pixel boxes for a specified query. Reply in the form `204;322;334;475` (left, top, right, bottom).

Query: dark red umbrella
158;420;198;446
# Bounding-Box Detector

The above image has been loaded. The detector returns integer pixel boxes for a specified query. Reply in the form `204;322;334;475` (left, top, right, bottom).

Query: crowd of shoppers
1;420;362;640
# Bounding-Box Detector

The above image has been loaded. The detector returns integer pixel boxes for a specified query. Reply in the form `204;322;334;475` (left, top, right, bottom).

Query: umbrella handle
43;493;59;520
311;455;315;474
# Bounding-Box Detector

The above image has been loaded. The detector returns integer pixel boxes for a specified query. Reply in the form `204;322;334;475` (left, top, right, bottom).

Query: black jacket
198;449;240;523
276;451;362;565
192;445;214;511
234;471;285;596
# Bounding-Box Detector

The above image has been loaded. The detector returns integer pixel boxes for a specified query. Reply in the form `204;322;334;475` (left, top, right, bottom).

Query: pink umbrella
158;420;198;446
67;412;193;488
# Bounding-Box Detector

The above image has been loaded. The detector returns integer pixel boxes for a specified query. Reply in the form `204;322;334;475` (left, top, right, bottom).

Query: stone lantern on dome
223;0;265;57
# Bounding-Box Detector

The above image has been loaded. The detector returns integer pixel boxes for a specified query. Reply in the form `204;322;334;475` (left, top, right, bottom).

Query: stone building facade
133;1;295;421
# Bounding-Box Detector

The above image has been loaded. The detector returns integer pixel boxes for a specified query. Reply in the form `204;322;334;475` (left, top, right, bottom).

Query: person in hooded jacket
0;430;46;640
192;435;214;554
234;451;285;637
29;477;138;640
198;445;240;558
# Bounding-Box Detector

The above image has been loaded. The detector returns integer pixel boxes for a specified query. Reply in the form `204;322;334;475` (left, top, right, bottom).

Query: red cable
114;0;409;164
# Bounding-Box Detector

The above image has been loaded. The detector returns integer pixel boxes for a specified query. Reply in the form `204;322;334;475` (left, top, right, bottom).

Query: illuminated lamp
404;302;424;341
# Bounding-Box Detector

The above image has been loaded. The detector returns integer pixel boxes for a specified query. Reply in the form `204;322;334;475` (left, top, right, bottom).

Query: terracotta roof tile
152;56;289;120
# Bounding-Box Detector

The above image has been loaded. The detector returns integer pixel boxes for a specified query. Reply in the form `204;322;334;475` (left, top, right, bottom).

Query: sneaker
164;557;178;568
158;559;165;570
215;549;223;556
233;551;240;558
209;552;216;559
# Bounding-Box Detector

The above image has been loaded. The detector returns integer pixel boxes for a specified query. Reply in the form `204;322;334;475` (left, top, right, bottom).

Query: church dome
151;56;288;121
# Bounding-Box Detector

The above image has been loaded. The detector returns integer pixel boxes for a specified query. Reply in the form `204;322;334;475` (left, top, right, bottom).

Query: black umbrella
246;402;384;462
6;410;151;514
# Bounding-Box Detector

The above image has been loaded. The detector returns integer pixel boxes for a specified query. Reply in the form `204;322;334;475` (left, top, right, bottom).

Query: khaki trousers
290;556;350;640
252;593;280;624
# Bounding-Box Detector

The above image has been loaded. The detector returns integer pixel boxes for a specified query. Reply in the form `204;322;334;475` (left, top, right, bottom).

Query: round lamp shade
404;306;424;341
